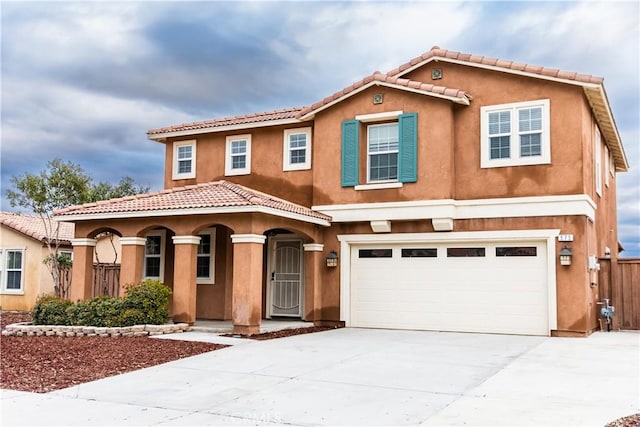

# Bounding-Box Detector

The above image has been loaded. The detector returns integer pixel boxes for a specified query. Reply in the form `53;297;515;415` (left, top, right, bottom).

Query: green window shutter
341;120;359;187
398;112;418;183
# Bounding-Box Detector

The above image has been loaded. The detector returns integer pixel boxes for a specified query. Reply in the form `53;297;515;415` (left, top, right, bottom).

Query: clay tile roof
387;46;605;85
297;72;471;118
147;107;305;136
0;211;74;245
54;181;331;225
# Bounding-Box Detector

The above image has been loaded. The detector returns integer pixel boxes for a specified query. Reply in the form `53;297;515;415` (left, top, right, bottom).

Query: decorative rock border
2;322;190;337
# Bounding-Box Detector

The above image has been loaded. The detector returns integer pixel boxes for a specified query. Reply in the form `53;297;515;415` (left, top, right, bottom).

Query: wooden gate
92;263;121;297
599;258;640;330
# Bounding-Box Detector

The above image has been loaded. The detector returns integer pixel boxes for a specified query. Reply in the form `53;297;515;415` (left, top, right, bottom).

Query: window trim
144;230;165;282
1;248;25;294
367;122;399;183
604;144;610;187
480;99;550;168
225;134;252;176
595;126;602;196
196;228;216;285
283;127;312;171
172;140;196;180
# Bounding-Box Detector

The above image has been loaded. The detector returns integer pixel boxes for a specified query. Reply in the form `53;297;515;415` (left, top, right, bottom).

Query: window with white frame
609;148;615;178
1;249;25;293
225;135;251;176
595;127;602;196
196;228;216;284
368;122;399;182
480;99;550;168
283;128;312;171
144;231;165;281
604;144;610;187
172;140;196;180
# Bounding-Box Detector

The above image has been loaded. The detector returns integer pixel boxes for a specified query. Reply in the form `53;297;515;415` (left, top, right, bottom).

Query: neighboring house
0;212;74;310
0;213;122;310
55;46;629;336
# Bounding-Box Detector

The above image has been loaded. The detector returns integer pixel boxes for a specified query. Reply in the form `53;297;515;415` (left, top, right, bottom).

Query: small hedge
32;280;172;327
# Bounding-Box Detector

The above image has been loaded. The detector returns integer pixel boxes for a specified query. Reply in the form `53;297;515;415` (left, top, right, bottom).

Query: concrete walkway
2;329;638;426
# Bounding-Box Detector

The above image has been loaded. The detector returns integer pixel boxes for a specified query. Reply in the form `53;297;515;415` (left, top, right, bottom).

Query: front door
268;239;303;317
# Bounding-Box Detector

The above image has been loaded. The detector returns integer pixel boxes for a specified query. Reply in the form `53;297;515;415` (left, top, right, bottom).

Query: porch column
231;234;266;335
171;235;201;324
303;243;324;322
119;237;146;297
70;238;96;301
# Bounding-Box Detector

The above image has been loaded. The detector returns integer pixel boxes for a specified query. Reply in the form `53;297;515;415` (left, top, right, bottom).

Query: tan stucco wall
0;226;69;311
164;122;314;207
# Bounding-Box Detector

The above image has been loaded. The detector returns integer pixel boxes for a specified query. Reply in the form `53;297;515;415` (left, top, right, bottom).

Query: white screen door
270;240;303;317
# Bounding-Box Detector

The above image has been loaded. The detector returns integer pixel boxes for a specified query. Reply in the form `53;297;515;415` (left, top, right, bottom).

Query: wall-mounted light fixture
326;250;338;268
559;246;572;266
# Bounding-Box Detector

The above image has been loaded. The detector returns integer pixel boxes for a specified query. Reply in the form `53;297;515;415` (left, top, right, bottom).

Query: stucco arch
86;227;123;239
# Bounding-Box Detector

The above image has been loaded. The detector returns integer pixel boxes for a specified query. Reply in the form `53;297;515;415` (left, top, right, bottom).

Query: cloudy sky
1;1;638;255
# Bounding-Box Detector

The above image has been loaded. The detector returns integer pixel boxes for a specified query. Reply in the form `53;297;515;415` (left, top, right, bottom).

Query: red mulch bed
607;414;640;427
0;311;225;393
1;311;340;394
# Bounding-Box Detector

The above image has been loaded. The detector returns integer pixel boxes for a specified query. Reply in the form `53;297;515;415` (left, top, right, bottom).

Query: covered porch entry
57;181;331;334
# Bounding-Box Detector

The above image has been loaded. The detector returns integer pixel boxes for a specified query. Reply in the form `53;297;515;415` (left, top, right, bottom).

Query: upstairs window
368;123;399;182
481;99;550;168
1;249;25;294
225;135;251;176
283;128;312;171
341;112;417;188
595;126;602;196
172;140;196;180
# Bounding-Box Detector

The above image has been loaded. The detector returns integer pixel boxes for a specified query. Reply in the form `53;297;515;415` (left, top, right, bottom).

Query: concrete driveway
2;328;638;426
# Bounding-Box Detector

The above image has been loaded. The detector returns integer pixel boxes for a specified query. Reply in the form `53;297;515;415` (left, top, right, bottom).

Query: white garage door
350;241;548;335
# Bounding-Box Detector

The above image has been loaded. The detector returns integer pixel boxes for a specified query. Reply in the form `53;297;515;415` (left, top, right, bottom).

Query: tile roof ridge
1;211;74;243
148;107;307;135
218;180;314;210
386;46;604;84
297;70;470;118
56;182;232;215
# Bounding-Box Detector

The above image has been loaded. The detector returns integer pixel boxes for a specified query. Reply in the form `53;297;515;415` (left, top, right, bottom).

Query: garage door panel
350;241;548;336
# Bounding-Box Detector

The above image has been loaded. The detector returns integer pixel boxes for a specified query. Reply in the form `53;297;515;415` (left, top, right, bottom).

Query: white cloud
284;2;481;87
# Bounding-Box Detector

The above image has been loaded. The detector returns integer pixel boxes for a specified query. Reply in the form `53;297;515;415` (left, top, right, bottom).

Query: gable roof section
388;46;628;171
296;72;471;120
146;46;627;172
54;181;331;226
0;211;74;245
147;107;304;141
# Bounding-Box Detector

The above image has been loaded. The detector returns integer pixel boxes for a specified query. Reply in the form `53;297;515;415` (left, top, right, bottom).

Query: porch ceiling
53;180;331;226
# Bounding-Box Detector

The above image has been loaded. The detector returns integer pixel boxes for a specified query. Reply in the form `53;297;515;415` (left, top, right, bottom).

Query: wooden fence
92;263;121;297
599;258;640;330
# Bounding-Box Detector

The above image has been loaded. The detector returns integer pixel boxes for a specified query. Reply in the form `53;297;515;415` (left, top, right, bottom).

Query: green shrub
30;280;172;326
32;295;73;325
122;279;172;325
66;296;124;327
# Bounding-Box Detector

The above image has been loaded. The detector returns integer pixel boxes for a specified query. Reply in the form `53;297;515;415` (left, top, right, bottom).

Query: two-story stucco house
56;47;628;336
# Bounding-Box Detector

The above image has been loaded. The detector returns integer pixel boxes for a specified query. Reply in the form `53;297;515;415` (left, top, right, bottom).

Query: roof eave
54;205;331;227
298;81;469;121
583;86;629;172
393;56;603;89
147;118;303;142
